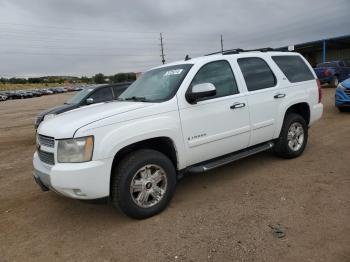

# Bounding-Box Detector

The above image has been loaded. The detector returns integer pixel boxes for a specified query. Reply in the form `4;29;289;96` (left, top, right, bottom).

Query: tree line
0;72;137;85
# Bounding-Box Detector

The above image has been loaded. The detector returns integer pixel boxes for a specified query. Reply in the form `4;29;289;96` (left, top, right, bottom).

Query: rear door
236;56;284;146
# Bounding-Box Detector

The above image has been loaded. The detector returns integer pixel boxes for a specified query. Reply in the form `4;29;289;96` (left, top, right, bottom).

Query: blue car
335;78;350;112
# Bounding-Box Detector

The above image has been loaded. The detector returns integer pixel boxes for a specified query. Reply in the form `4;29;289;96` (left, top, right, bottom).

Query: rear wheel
274;113;308;158
111;149;176;219
330;75;339;87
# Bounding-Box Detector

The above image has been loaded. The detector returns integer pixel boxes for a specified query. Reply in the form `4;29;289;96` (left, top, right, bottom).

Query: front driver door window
88;87;113;103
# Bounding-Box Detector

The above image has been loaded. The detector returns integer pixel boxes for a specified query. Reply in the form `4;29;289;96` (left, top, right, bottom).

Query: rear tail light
316;79;322;103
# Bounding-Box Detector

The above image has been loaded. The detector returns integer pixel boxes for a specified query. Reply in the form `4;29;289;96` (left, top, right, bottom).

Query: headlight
337;83;345;91
43;114;56;121
57;136;94;163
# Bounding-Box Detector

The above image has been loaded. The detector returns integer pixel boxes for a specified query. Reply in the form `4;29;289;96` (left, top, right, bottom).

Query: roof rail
205;47;278;56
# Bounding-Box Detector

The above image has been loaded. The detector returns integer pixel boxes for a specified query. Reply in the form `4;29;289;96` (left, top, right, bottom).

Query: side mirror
186;83;216;103
86;98;94;104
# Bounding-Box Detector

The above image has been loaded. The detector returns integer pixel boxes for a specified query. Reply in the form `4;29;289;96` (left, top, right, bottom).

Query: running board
186;142;274;173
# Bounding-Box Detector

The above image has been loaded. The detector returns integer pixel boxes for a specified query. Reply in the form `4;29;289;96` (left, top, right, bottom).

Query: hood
38;104;76;117
38;101;152;138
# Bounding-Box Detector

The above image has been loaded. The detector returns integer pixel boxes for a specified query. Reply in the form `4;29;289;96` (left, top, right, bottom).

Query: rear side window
237;57;276;91
190;60;239;99
112;85;128;98
272;56;314;83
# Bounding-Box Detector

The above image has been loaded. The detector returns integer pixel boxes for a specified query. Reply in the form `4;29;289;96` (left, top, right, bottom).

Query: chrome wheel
287;122;304;151
129;164;168;208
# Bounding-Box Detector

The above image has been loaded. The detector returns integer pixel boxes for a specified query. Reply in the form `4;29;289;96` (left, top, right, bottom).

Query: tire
330;75;339;88
338;107;349;112
274;113;308;158
111;149;177;219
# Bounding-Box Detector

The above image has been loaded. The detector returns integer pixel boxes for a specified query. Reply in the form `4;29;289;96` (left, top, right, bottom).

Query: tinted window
89;87;113;103
112;85;128;98
238;58;276;91
66;88;94;104
272;56;314;83
190;60;238;99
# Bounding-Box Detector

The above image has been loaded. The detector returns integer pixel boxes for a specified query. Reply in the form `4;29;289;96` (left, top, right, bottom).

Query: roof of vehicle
84;82;134;91
151;50;301;70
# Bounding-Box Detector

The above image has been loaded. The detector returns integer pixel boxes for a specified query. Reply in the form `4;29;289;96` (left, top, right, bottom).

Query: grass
0;83;65;91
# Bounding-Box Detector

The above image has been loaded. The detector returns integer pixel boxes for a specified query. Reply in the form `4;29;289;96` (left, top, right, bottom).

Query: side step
186;142;274;173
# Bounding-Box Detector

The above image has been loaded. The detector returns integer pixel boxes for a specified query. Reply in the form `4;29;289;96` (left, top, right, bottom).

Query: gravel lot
0;89;349;262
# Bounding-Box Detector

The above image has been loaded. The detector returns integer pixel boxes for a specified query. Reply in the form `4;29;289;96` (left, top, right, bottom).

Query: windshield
65;88;94;104
119;64;192;102
316;62;337;68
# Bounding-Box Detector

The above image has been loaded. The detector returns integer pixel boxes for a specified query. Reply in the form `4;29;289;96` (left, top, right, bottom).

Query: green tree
80;76;90;83
93;73;105;84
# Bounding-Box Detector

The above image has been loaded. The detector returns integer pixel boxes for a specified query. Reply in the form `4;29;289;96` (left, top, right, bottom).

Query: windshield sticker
164;69;183;76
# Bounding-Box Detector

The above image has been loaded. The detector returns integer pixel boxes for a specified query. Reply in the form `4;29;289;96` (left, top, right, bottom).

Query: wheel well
111;137;178;172
285;103;310;125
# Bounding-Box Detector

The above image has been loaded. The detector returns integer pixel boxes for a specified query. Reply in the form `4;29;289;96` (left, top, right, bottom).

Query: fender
273;88;310;139
76;111;187;170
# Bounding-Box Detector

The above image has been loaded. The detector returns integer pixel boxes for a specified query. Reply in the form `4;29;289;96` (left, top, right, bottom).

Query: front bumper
335;89;350;107
33;152;113;199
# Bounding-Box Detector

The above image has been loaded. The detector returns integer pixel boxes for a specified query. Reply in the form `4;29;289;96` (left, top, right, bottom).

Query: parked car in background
30;90;43;97
49;87;67;93
335;78;350;112
34;82;132;129
314;60;350;87
41;89;54;95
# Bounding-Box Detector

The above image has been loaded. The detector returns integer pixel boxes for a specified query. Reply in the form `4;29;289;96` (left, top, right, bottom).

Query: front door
178;60;251;166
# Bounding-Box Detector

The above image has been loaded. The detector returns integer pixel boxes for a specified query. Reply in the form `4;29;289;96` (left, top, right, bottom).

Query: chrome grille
38;135;55;148
38;149;55;165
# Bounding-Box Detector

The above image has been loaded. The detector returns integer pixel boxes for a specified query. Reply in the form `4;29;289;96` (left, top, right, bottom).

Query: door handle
230;102;246;109
274;93;286;99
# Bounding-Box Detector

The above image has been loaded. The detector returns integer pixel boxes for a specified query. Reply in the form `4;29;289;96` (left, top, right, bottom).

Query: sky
0;0;349;78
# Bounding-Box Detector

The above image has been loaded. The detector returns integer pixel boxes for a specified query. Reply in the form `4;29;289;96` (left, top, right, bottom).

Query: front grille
344;89;350;97
38;149;55;165
38;135;55;148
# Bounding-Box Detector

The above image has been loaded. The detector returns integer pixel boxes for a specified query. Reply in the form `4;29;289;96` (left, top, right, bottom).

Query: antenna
160;33;165;64
220;34;224;53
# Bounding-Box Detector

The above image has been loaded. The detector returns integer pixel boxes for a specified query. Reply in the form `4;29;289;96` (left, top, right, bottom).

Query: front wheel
274;113;308;158
338;107;349;112
111;149;176;219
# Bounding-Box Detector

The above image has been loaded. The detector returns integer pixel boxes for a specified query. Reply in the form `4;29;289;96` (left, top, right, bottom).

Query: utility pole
160;32;165;64
220;34;224;53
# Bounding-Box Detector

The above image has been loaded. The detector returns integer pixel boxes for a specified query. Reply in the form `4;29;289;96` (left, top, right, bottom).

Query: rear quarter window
273;56;314;83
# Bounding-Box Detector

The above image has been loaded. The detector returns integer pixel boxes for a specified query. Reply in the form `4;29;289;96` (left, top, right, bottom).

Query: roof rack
205;47;278;56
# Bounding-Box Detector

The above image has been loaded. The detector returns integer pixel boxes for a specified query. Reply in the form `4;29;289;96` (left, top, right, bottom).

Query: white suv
33;50;323;219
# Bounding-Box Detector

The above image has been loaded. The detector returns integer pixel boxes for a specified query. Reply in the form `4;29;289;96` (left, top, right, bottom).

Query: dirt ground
0;89;349;262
